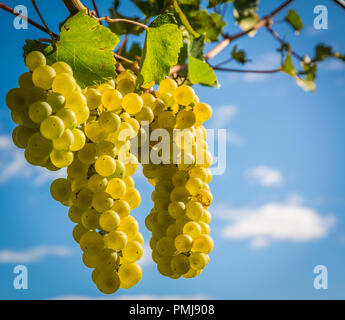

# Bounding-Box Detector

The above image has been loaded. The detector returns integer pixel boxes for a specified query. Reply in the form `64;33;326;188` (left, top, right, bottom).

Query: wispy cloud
51;294;209;300
0;134;66;186
216;199;335;248
245;165;283;187
210;105;237;129
0;245;74;263
318;59;345;71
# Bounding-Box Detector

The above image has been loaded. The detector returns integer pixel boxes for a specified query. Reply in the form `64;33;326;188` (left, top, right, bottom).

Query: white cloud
140;243;153;266
319;59;345;71
0;245;74;263
209;105;237;128
51;294;209;300
245;165;283;187
0;134;66;186
217;201;335;248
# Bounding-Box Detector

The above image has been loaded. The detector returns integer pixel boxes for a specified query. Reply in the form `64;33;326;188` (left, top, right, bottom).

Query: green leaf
188;57;217;85
314;44;333;61
149;12;177;27
285;10;303;32
42;11;119;88
208;0;233;8
231;45;248;64
188;35;205;59
234;0;258;16
281;53;295;76
140;16;183;85
296;78;315;92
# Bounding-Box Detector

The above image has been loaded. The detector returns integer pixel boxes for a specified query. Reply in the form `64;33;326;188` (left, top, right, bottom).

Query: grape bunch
6;51;144;294
138;79;214;279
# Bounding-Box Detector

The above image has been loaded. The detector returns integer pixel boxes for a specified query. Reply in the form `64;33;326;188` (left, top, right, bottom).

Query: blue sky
0;0;344;300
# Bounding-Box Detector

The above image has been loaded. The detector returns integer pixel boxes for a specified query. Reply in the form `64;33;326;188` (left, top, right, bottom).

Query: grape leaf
208;0;233;8
281;53;295;76
231;45;249;64
285;10;303;32
40;11;119;88
139;16;183;85
188;57;217;85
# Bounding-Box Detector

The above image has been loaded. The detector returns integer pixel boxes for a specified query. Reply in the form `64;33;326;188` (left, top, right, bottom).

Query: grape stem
211;66;282;73
91;0;101;18
0;2;58;38
173;0;199;38
97;16;149;31
31;0;56;42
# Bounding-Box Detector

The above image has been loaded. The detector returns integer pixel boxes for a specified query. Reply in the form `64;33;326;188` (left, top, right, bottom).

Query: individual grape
24;149;48;166
5;88;27;112
84;121;108;143
158;111;176;128
11;111;23;125
96;271;120;294
186;200;203;220
92;192;114;212
24;87;48;106
159;78;178;94
70;129;86;151
172;170;189;187
106;178;126;199
52;61;73;75
118;262;142;288
160;92;175;107
189;252;208;270
99;210;120;232
101;89;122;111
32;65;56;90
192;234;213;254
173;85;195;106
72;223;88;243
122;187;141;210
95;155;116;177
53;129;74;151
117;79;135;96
157;257;174;276
118;216;139;237
12;126;36;149
68;206;83;223
141;93;156;108
199;209;211;224
189;166;208;182
28;101;52;124
194;102;212;123
105;230;127;251
170;186;190;202
85;87;102;110
99;111;121;132
78;143;98;164
170;254;190;275
174;234;193;252
47;92;66;113
112;160;126;179
71;178;88;192
50;178;72;202
88;174;108;192
80;231;104;256
116;71;136;84
198;221;211;234
125;117;140;134
130;232;144;245
176;109;196;129
52;72;77;96
166;223;182;238
27;132;53;158
25;51;46;71
152;98;165;116
82;252;99;269
56;108;77;129
168;201;185;219
96;248;120;271
67;158;89;179
156;237;175;256
135;106;154;124
50;149;74;168
18;72;34;89
71;187;93;209
122;240;143;262
112;200;130;218
40;115;65;140
196;189;213;207
183;221;202;238
81;208;100;230
122;93;143;115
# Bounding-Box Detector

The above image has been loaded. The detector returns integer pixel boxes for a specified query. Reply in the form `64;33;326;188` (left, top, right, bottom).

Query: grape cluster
6;51;144;294
139;79;214;279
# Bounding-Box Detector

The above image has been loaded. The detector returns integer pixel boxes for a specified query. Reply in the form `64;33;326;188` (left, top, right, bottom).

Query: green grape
5;88;27;112
130;232;144;245
189;252;208;270
160;92;174;107
183;221;202;239
157;210;174;226
85;87;102;110
135;106;154;123
65;90;87;109
118;262;142;289
117;216;139;238
115;122;134;141
67;158;89;179
82;252;99;269
79;230;104;256
198;221;211;234
122;93;143;115
78;143;98;164
28;101;52;124
174;234;193;252
81;208;100;230
72;223;88;243
12;126;36;149
50;178;72;202
53;129;74;151
12;127;25;149
156;237;175;256
88;174;108;192
85;121;108;143
101;89;122;111
122;187;141;210
91;268;101;284
95;155;116;177
99;210;120;232
168;201;185;219
171;170;188;187
27;132;53;158
68;206;83;223
46;92;66;113
189;166;208;182
52;72;77;96
18;72;34;89
159;78;178;94
157;257;174;276
194;102;212;123
99;111;121;132
106;178;126;199
92;192;114;212
185;177;203;196
199;209;211;224
70;129;86;151
11;111;23;125
185;199;204;220
97;83;114;94
182;268;200;278
157;110;176;129
24;149;48;166
196;189;213;207
116;71;136;84
152;98;166;116
40;115;65;140
192;234;213;254
117;79;135;96
176;110;196;129
112;200;130;218
173;85;195;106
141;93;156;108
71;187;93;209
166;223;182;238
170;254;190;275
25;51;46;71
50;149;73;168
105;230;127;251
122;240;143;262
52;61;73;75
72;105;90;125
170;186;190;202
32;65;56;90
96;248;120;271
56;108;77;129
110;159;126;179
24;87;48;106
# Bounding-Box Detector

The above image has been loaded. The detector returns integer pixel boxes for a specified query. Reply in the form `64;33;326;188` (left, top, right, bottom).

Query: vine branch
211;66;282;73
97;16;149;31
31;0;56;41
